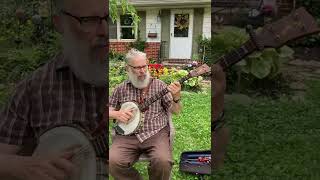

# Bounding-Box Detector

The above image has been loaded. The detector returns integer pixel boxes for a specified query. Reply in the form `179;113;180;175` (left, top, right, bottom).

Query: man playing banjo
0;0;108;179
109;48;182;180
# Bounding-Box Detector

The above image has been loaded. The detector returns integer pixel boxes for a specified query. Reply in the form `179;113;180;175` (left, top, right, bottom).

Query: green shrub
212;26;294;97
109;61;127;90
159;68;203;92
109;50;125;61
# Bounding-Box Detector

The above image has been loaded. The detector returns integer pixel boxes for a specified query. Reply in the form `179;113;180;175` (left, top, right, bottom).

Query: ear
53;15;64;34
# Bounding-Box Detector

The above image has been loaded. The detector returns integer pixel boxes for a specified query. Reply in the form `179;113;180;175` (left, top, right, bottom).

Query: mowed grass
212;80;320;180
109;89;211;180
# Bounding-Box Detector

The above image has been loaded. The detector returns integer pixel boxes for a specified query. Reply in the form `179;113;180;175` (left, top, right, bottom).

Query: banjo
115;7;320;136
18;122;109;180
17;122;109;180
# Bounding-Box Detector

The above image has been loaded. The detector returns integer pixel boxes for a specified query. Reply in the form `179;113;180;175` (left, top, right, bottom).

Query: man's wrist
173;98;181;103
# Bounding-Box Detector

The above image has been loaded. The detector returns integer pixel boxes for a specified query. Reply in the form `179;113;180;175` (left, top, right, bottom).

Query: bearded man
109;48;182;180
0;0;108;179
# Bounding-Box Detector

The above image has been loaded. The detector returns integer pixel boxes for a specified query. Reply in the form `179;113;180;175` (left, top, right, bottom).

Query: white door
169;9;193;59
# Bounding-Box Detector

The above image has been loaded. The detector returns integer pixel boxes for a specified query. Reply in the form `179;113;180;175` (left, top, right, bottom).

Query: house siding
146;9;162;42
202;7;211;38
160;9;171;59
129;0;210;7
192;8;204;58
138;11;146;41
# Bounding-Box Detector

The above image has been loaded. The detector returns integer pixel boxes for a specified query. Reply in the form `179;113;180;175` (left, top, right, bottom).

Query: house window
120;14;136;39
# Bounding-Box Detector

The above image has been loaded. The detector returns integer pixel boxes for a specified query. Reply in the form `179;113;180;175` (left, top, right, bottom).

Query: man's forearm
109;107;117;120
213;90;224;121
170;101;182;114
211;64;228;170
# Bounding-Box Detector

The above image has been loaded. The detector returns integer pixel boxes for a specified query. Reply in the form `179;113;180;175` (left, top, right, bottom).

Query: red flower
148;64;163;70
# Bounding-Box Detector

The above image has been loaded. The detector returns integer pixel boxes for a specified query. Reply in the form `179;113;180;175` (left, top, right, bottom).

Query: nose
139;67;147;74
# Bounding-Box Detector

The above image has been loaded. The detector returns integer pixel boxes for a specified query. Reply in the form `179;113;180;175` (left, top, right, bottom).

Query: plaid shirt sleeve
0;79;33;146
109;86;120;109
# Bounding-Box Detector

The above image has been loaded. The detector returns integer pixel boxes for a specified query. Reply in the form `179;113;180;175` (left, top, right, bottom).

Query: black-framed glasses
128;64;148;71
61;10;108;32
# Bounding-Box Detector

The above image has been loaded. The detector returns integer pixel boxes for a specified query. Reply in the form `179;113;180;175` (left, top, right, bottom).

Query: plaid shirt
0;53;108;179
109;79;173;142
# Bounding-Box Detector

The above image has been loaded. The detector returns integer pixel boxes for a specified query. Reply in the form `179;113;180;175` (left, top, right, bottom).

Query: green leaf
248;51;262;58
279;45;294;59
250;57;272;79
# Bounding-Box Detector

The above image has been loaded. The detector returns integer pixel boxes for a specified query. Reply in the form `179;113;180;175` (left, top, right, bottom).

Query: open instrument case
179;150;211;179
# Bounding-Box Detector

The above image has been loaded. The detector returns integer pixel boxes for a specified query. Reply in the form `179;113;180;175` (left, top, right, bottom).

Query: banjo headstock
188;64;211;78
217;7;320;70
255;7;320;49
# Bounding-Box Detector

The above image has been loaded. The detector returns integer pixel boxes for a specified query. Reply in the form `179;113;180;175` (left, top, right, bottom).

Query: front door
169;9;193;59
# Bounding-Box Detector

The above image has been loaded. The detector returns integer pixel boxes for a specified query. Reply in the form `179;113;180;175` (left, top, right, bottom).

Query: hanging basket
148;33;157;38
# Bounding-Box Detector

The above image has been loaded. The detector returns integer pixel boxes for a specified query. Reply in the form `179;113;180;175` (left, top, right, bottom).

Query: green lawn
109;89;211;180
212;80;320;179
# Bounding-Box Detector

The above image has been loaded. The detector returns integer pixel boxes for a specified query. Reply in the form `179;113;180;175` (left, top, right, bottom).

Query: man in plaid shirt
0;0;108;179
109;48;182;180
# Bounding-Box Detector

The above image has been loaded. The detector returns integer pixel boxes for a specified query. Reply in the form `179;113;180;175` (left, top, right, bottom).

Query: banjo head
32;126;97;180
117;101;142;135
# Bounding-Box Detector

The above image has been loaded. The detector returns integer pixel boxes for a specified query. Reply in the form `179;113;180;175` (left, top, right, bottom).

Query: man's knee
150;155;173;169
109;147;131;169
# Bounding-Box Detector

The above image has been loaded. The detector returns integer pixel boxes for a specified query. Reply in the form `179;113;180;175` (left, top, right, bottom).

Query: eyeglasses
128;64;148;71
61;10;108;32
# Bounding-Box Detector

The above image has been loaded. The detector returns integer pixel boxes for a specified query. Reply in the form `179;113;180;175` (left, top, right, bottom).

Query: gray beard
62;37;107;87
128;70;151;89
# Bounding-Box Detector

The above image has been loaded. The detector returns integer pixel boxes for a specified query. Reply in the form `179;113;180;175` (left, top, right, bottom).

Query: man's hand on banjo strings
3;145;80;180
168;81;182;114
110;109;134;124
168;81;181;101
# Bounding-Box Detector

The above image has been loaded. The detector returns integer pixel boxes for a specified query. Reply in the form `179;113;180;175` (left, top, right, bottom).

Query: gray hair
125;48;147;64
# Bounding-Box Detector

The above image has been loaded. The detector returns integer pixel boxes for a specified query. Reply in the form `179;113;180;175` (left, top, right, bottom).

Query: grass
109;89;211;180
212;80;320;179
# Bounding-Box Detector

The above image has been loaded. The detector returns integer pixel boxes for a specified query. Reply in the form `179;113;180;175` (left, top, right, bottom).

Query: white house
109;0;211;61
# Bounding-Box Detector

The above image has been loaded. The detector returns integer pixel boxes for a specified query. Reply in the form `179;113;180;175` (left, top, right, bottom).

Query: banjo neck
139;40;256;112
139;74;203;111
217;39;256;70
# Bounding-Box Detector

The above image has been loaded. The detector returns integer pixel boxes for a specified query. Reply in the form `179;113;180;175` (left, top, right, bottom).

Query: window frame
109;14;138;42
